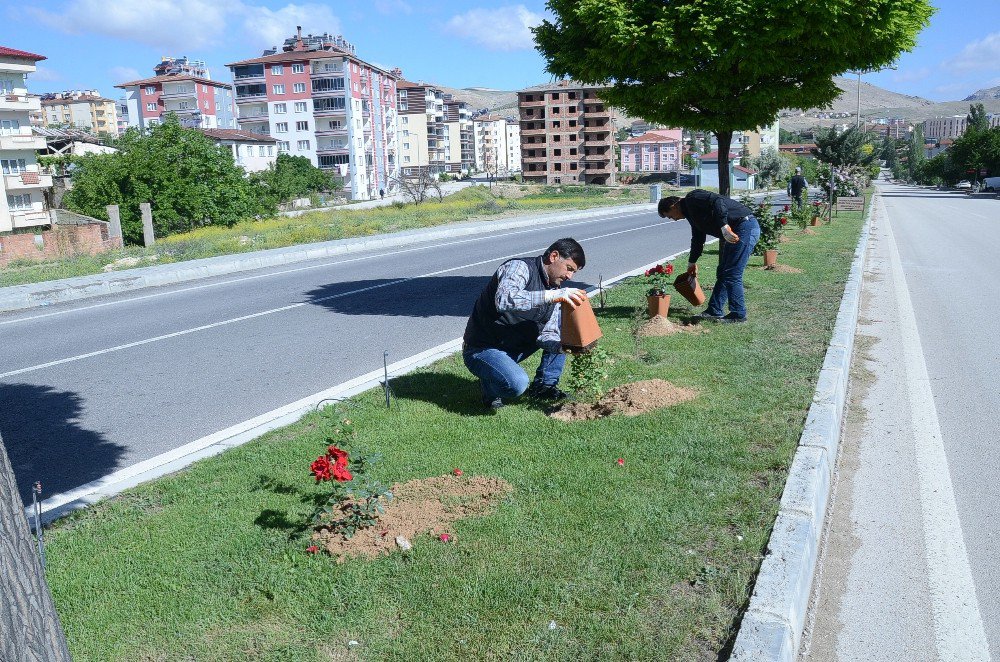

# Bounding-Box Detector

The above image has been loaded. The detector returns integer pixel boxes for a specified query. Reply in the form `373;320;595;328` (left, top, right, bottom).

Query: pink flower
452;468;463;476
306;545;319;554
439;534;452;543
616;458;625;466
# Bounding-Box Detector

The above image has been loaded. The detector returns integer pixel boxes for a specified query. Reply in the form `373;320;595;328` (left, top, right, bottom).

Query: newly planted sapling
566;346;612;402
309;441;393;540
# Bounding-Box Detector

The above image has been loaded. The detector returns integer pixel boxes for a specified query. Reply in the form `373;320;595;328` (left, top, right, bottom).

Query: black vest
463;256;554;353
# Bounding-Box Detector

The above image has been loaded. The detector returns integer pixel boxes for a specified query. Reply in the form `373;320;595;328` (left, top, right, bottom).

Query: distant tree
250;154;340;208
906;124;926;181
534;0;934;197
0;431;71;662
967;103;990;134
779;128;808;145
750;147;792;188
64;115;266;243
812;126;879;168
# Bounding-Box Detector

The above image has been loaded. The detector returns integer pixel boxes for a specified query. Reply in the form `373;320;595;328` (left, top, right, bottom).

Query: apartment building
923;114;1000;141
198;129;278;173
1;46;52;233
117;57;236;131
40;90;118;134
518;82;615;185
619;129;682;173
443;95;474;174
228;30;398;200
471;115;521;175
397;80;445;177
736;121;780;159
505;120;521;173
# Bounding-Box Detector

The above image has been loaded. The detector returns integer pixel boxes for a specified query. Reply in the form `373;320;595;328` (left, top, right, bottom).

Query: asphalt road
801;182;999;660
2;205;699;505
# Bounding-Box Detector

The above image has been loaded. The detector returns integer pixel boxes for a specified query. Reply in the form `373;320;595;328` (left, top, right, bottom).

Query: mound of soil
638;315;709;337
800;228;817;235
549;379;698;422
762;264;803;274
313;475;512;561
779;235;793;243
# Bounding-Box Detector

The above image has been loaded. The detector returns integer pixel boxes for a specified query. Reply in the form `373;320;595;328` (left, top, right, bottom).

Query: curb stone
0;202;654;313
729;192;876;661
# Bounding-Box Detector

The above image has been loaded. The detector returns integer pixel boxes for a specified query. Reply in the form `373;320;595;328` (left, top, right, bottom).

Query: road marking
882;195;992;662
29;247;696;522
0;209;656;326
0;220;667;379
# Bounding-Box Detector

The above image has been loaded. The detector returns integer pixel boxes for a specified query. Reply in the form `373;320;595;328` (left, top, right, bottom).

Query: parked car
955;180;972;189
982;176;1000;192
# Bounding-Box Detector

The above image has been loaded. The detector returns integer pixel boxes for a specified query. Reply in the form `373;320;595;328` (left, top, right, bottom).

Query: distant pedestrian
658;190;760;323
379;188;385;200
788;167;808;207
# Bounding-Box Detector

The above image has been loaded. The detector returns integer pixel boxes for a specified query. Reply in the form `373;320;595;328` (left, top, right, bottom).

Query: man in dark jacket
658;189;760;323
787;167;809;207
463;238;587;411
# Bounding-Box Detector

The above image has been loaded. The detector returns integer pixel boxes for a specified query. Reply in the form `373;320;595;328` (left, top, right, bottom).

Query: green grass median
43;209;865;660
1;185;648;288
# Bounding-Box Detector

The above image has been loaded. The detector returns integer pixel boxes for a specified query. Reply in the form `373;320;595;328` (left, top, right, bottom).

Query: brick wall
0;224;123;268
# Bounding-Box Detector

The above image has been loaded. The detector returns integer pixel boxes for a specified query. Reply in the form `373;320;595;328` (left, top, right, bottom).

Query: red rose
332;463;353;482
452;468;463;476
780;218;788;225
306;545;319;554
783;205;789;212
310;455;334;482
666;264;674;275
616;458;625;466
327;446;349;467
439;534;452;543
644;269;652;276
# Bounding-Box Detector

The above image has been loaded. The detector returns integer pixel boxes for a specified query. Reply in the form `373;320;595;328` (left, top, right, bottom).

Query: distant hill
965;85;1000;101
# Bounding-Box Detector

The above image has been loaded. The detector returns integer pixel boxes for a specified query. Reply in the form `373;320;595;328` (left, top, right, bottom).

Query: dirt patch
102;255;159;272
549;379;698;422
638;315;709;337
762;264;803;274
778;235;794;244
313;475;512;561
800;227;817;235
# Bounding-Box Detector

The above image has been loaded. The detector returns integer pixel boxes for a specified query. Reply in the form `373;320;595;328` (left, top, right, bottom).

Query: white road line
0;220;666;379
882;195;992;662
0;209;655;326
30;247;694;522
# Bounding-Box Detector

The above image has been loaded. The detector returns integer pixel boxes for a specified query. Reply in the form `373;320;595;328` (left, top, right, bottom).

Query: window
267;146;273;156
146;102;157;111
570;163;577;170
7;193;31;210
553;149;561;156
273;84;285;94
553;135;561;142
275;122;288;132
569;119;577;127
271;65;283;75
328;120;342;129
552;121;560;128
550;92;559;100
145;86;156;95
204;100;209;109
402;130;409;137
277;141;290;152
402;116;408;124
314;97;345;112
296;121;309;131
318;154;350;167
0;119;20;135
294;102;307;112
292;64;304;73
259;146;266;156
273;103;286;113
1;158;26;174
403;142;410;149
178;101;191;109
312;77;345;93
293;82;306;93
404;156;410;163
554;163;562;171
553;107;560;114
297;140;310;150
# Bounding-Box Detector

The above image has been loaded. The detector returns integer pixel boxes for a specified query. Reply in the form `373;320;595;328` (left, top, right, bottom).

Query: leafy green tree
749;147;791;187
812;126;878;168
64;114;266;243
906;124;926;182
249;154;340;208
967;103;990;133
534;0;934;197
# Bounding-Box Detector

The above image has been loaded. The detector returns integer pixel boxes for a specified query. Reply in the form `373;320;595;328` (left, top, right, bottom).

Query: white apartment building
474;115;521;175
1;46;52;233
505;120;521;173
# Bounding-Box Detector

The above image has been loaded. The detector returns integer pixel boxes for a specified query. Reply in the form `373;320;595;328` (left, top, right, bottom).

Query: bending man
463;238;586;412
658;190;760;323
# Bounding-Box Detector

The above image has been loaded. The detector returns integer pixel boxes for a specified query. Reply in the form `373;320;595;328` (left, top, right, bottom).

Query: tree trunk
717;130;733;197
0;431;71;661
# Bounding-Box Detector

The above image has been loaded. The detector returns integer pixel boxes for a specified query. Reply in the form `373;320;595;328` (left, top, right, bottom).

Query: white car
955;180;972;189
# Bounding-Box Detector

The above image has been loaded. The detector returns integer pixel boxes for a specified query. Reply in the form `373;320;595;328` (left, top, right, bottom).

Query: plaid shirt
494;259;562;352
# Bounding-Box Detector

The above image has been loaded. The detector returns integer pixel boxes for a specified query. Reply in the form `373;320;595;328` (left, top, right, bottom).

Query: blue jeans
706;217;760;318
462;346;565;403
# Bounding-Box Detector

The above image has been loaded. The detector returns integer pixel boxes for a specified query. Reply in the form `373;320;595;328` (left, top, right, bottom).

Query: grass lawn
43;210;865;660
0;185;649;288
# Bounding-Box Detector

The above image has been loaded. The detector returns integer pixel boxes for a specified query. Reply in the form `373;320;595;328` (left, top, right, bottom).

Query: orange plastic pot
646;293;670;318
811;216;821;226
560;297;603;352
764;249;778;268
673;273;706;306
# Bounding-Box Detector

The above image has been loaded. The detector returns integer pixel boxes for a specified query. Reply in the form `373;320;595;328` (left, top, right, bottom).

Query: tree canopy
534;0;934;195
249;153;341;210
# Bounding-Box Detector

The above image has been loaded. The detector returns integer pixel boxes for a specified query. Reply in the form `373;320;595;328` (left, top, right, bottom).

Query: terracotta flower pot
646;293;670;318
560;297;603;352
811;216;821;226
764;249;778;268
673;273;706;306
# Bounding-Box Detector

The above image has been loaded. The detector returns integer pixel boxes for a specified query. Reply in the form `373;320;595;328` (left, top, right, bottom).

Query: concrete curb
0;202;653;314
28;246;696;526
728;195;875;660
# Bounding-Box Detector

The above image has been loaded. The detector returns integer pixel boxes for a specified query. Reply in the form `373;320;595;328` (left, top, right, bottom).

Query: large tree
534;0;934;196
0;431;71;661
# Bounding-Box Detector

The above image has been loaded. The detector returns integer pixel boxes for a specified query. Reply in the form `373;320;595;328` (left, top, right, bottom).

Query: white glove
544;288;587;309
721;224;740;243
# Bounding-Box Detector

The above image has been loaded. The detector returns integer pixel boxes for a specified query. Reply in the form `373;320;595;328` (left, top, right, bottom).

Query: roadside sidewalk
798;196;990;660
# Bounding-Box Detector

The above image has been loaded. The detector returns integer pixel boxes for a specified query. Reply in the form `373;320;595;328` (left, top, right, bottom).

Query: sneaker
693;310;723;321
484;396;505;412
527;383;570;401
718;313;747;324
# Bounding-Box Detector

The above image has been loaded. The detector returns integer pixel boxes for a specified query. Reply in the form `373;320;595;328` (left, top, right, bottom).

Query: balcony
0;130;46;151
160;88;198;100
519;97;546;108
316;145;349;155
237;111;269;123
310;65;344;77
313;105;347;118
0;92;41;112
4;171;52;190
233;72;265;83
10;208;50;229
314;125;348;137
235;91;267;102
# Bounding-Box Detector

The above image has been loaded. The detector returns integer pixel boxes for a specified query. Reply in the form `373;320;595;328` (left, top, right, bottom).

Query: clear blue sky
3;1;997;103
